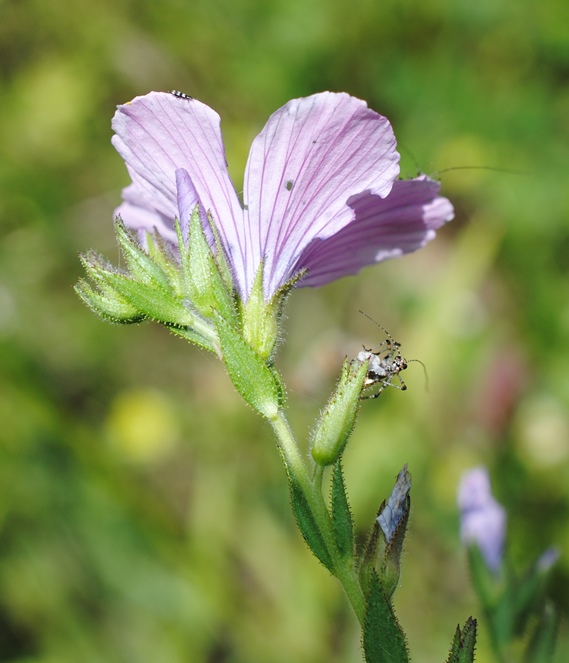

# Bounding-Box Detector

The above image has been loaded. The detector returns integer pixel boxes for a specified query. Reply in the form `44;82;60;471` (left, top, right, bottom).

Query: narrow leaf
289;478;334;572
363;572;409;663
445;617;477;663
331;460;354;559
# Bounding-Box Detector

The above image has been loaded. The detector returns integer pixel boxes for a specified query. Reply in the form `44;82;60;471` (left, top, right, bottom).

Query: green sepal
178;208;238;326
115;220;172;291
363;572;409;663
240;262;279;360
214;311;283;418
207;211;235;294
445;617;477;663
164;323;216;352
358;516;382;597
523;601;558;663
83;256;200;328
74;276;146;324
289;477;334;573
145;230;183;293
311;358;368;466
331;460;354;559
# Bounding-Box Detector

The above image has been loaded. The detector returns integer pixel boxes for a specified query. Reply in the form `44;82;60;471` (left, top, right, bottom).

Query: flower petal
293;176;454;288
115;183;178;244
112;92;246;286
242;92;400;298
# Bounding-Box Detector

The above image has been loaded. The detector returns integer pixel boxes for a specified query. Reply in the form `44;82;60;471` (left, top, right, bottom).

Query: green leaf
445;617;477;663
363;572;409;663
331;460;354;559
214;312;283;418
289;478;334;572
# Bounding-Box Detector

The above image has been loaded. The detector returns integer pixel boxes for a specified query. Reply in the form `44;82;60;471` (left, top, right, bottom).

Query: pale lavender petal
112;92;246;289
243;92;400;298
176;168;213;243
294;176;453;287
458;467;507;573
115;201;177;245
116;182;178;244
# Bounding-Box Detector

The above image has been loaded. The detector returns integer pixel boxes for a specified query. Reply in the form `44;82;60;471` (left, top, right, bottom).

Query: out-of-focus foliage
1;0;568;660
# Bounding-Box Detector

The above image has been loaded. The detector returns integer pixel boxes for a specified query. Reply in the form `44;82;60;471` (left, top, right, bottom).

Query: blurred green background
1;0;568;660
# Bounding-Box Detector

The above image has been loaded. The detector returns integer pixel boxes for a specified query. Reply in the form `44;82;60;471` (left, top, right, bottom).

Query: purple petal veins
458;467;506;573
112;91;453;301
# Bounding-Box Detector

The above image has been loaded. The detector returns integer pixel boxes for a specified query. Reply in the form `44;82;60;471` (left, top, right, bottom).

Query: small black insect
170;90;193;100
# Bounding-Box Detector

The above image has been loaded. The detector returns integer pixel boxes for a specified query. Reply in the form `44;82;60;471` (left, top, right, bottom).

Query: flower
457;467;507;573
112;91;453;302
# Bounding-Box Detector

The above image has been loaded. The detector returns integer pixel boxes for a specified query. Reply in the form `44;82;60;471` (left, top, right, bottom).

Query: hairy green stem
268;409;366;625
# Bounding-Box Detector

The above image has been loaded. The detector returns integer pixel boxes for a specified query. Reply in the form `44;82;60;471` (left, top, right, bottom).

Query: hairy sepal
214;311;283;419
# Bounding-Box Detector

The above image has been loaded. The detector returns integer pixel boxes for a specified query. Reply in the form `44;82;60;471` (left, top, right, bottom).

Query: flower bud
311;358;368;466
358;465;412;597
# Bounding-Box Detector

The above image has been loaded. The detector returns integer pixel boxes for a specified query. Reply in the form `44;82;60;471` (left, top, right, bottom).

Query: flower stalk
269;408;367;624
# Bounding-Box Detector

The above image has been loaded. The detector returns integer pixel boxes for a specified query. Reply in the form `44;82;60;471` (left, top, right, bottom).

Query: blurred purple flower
458;467;507;573
112;91;453;302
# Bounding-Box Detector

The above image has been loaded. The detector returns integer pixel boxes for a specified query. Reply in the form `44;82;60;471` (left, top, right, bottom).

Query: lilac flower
112;91;453;302
458;467;507;573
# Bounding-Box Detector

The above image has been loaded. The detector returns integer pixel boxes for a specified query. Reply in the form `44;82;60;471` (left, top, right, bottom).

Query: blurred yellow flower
105;389;179;464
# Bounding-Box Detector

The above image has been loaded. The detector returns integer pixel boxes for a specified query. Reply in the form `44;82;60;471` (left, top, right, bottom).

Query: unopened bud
311;358;368;466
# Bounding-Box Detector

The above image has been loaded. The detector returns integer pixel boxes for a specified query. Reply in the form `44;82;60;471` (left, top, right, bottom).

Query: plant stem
269;409;366;625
